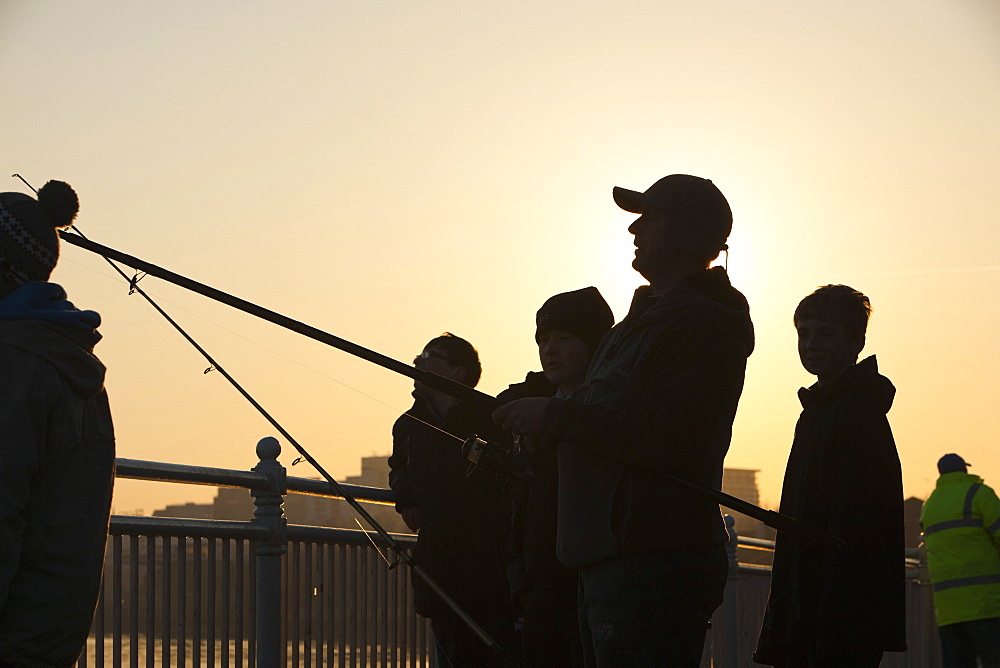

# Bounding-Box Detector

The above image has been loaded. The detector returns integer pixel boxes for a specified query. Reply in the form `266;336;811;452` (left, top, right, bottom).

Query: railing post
722;515;740;667
251;437;287;667
915;544;938;665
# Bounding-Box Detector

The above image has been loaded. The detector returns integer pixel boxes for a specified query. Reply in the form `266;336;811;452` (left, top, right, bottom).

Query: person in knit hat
496;286;615;667
0;181;116;666
534;286;615;382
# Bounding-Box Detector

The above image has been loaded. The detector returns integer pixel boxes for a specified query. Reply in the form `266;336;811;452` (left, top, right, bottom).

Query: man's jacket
920;472;1000;627
0;282;116;666
546;267;754;566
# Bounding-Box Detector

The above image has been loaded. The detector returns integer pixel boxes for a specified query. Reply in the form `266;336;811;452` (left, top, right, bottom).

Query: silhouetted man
754;285;906;667
0;181;116;666
495;175;753;666
920;453;1000;668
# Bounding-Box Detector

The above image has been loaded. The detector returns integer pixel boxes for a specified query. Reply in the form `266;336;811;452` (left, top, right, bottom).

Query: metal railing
77;440;940;667
79;438;432;667
705;524;939;667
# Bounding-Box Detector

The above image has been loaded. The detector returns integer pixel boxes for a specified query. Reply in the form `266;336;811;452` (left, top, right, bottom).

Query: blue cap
937;453;970;474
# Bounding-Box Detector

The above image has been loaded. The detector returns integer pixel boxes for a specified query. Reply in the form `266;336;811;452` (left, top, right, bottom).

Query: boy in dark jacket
388;333;516;666
498;286;614;667
754;284;906;667
0;181;116;666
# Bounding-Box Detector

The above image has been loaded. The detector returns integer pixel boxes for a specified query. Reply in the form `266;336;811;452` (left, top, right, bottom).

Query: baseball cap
937;453;970;474
613;174;732;259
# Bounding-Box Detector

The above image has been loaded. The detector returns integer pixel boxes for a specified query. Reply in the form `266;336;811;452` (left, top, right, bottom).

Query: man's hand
492;397;551;437
400;507;421;533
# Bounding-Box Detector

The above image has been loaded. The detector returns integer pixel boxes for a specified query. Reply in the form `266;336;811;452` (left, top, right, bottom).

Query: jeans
577;548;728;667
939;617;1000;668
770;643;884;667
520;581;583;667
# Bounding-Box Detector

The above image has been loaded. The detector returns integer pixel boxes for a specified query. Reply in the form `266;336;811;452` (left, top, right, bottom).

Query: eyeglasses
413;350;451;366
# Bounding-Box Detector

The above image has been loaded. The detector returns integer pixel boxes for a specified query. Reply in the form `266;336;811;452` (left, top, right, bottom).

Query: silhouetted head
535;286;615;355
794;285;871;386
535;287;615;395
614;175;732;283
0;181;79;298
937;453;970;475
794;284;872;340
417;332;482;388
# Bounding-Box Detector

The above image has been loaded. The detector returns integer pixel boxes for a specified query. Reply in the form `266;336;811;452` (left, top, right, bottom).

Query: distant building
154;458;768;543
903;496;924;549
721;468;772;539
153;455;408;535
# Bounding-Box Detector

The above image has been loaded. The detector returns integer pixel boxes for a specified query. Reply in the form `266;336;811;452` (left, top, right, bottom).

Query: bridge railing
79;438;433;667
78;439;939;667
706;527;938;667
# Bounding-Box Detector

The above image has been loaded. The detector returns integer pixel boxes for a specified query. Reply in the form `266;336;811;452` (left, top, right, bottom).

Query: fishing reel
462;436;534;483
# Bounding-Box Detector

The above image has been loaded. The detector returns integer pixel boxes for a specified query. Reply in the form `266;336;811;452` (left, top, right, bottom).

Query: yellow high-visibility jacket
920;472;1000;627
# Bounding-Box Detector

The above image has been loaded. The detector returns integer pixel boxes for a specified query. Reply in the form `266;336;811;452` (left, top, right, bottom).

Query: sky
2;0;998;517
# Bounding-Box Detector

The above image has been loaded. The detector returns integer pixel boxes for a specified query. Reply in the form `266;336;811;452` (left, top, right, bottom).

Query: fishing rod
0;174;510;657
59;232;494;410
71;235;504;655
464;435;841;549
59;231;843;550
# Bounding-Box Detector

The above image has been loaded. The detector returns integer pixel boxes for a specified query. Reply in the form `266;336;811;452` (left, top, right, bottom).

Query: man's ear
451;365;468;384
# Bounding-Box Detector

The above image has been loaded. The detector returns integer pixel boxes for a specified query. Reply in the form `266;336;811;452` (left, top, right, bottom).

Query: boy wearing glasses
389;333;517;666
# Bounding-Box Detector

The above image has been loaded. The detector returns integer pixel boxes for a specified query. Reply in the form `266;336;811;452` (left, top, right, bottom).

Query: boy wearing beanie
0;182;116;666
497;286;614;667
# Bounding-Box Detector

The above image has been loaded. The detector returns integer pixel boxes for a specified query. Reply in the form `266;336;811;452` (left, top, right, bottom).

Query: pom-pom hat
0;181;79;289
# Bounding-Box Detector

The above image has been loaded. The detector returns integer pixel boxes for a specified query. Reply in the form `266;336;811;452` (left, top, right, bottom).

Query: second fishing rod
59;230;843;550
60;225;508;657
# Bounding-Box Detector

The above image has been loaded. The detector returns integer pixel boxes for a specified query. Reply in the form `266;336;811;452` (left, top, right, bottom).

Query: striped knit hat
0;181;79;291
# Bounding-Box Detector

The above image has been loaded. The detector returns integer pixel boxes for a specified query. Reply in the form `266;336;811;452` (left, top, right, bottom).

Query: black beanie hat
0;181;79;289
535;287;615;352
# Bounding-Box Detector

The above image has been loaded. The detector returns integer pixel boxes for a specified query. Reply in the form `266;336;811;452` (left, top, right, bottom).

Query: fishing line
61;237;466;446
85;226;500;649
11;174;503;654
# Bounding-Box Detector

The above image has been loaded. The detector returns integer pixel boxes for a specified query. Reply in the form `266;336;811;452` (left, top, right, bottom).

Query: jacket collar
935;471;984;488
797;355;895;414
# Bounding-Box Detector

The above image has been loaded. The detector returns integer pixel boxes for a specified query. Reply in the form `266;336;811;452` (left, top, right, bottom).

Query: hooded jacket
0;282;115;667
754;356;907;664
920;471;1000;627
545;267;754;566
